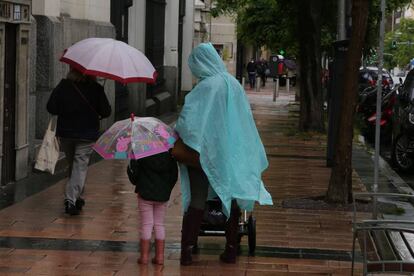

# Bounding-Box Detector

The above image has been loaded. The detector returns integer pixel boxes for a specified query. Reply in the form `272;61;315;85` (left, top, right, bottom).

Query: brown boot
220;203;240;264
180;207;204;266
137;239;151;264
152;239;165;265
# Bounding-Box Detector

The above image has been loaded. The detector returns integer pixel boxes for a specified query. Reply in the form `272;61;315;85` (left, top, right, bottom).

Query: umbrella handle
130;113;135;122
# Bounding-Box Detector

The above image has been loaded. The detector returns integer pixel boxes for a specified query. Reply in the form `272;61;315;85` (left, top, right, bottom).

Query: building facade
389;2;414;31
110;0;180;118
180;0;238;93
0;0;116;186
0;0;32;185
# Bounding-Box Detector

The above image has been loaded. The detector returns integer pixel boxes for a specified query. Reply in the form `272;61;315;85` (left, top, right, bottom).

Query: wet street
0;85;364;275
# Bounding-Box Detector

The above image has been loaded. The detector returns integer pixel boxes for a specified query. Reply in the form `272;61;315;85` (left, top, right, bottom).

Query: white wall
181;0;195;91
32;0;60;17
128;0;146;52
164;0;179;67
61;0;110;22
33;0;110;22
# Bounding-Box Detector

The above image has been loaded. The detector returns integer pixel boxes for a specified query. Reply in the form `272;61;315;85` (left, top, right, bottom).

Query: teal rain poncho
176;43;273;217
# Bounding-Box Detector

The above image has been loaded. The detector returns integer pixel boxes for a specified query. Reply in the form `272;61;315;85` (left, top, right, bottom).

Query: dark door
146;0;166;96
2;23;17;186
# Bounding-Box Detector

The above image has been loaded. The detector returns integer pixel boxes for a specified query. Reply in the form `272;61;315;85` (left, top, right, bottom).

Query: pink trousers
138;195;168;240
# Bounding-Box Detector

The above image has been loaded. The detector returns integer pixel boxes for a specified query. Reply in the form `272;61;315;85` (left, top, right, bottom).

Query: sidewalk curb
358;135;414;195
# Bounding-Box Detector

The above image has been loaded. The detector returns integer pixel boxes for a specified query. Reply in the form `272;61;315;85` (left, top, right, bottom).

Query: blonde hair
66;67;96;83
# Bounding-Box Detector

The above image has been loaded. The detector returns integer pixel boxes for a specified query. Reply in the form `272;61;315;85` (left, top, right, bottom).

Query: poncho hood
176;43;273;217
188;43;227;79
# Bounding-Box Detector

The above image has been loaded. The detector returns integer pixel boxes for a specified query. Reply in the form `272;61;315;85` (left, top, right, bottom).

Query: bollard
256;77;261;92
242;77;245;88
286;78;290;93
276;77;279;98
273;78;278;102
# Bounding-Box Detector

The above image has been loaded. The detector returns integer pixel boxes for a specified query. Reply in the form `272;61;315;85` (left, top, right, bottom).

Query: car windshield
359;69;392;82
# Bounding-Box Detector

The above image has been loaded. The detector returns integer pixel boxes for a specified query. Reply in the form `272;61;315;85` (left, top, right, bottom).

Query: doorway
145;0;166;96
2;23;17;186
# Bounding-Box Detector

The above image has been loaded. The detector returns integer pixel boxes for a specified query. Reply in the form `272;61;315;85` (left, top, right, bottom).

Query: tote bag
34;117;60;174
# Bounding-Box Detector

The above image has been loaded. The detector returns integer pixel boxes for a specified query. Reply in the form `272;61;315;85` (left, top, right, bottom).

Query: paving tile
0;87;368;275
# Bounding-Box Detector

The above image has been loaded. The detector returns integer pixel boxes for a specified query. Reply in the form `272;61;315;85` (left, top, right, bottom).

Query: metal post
286;78;290;93
242;77;245;88
276;77;279;98
373;0;386;219
337;0;346;40
256;77;261;92
273;79;277;101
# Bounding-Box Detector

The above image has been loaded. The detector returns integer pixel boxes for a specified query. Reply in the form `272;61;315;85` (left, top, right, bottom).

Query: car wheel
392;134;414;172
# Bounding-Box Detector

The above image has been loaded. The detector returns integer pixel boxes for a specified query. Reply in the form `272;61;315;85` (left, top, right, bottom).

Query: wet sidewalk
0;84;367;275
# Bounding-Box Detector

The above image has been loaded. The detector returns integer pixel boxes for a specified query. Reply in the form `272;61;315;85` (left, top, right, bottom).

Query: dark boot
220;204;240;264
180;207;204;266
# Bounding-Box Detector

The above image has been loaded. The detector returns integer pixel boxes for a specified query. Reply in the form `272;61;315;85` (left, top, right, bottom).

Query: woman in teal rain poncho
171;43;273;265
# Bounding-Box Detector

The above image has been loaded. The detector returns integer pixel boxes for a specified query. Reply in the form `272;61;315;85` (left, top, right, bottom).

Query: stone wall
31;15;116;155
33;15;115;135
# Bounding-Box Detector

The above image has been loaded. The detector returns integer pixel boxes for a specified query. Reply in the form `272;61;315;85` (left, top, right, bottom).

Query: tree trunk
298;0;324;132
326;0;369;204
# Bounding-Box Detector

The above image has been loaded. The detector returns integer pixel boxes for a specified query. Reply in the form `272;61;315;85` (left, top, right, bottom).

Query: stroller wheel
248;215;256;256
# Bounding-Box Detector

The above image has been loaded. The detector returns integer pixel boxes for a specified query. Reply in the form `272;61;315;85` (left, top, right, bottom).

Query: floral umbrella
93;116;177;160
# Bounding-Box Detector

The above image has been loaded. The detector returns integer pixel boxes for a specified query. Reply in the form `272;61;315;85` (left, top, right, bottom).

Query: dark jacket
257;61;268;76
127;152;178;202
47;79;111;141
246;61;257;73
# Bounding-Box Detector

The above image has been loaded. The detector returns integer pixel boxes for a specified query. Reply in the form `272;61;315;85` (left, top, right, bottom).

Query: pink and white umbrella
60;37;157;84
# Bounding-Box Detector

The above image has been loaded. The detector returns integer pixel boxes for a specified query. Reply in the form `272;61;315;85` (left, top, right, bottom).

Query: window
0;2;11;20
13;4;20;21
21;5;29;21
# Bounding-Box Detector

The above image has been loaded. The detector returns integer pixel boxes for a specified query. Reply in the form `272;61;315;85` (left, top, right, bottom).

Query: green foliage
211;0;336;57
384;18;414;69
212;0;411;59
365;0;412;57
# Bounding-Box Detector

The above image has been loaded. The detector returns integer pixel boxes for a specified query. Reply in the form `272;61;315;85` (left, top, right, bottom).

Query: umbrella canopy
60;38;157;84
93;117;177;160
283;59;296;70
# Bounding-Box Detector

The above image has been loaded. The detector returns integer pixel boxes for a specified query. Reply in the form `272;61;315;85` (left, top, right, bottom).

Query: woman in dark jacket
47;67;111;215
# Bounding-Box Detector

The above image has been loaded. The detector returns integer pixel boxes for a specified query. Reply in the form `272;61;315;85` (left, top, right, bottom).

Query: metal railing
352;192;414;276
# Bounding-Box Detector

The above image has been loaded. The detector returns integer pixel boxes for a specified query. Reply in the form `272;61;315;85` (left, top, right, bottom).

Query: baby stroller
194;198;257;256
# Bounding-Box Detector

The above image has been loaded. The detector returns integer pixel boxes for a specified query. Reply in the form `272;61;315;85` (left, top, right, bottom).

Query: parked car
391;69;414;172
391;70;407;86
359;66;394;92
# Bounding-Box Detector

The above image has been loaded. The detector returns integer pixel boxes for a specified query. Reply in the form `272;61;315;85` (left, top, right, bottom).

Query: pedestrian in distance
258;58;269;87
171;43;273;266
246;58;257;89
47;67;111;215
127;152;178;265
